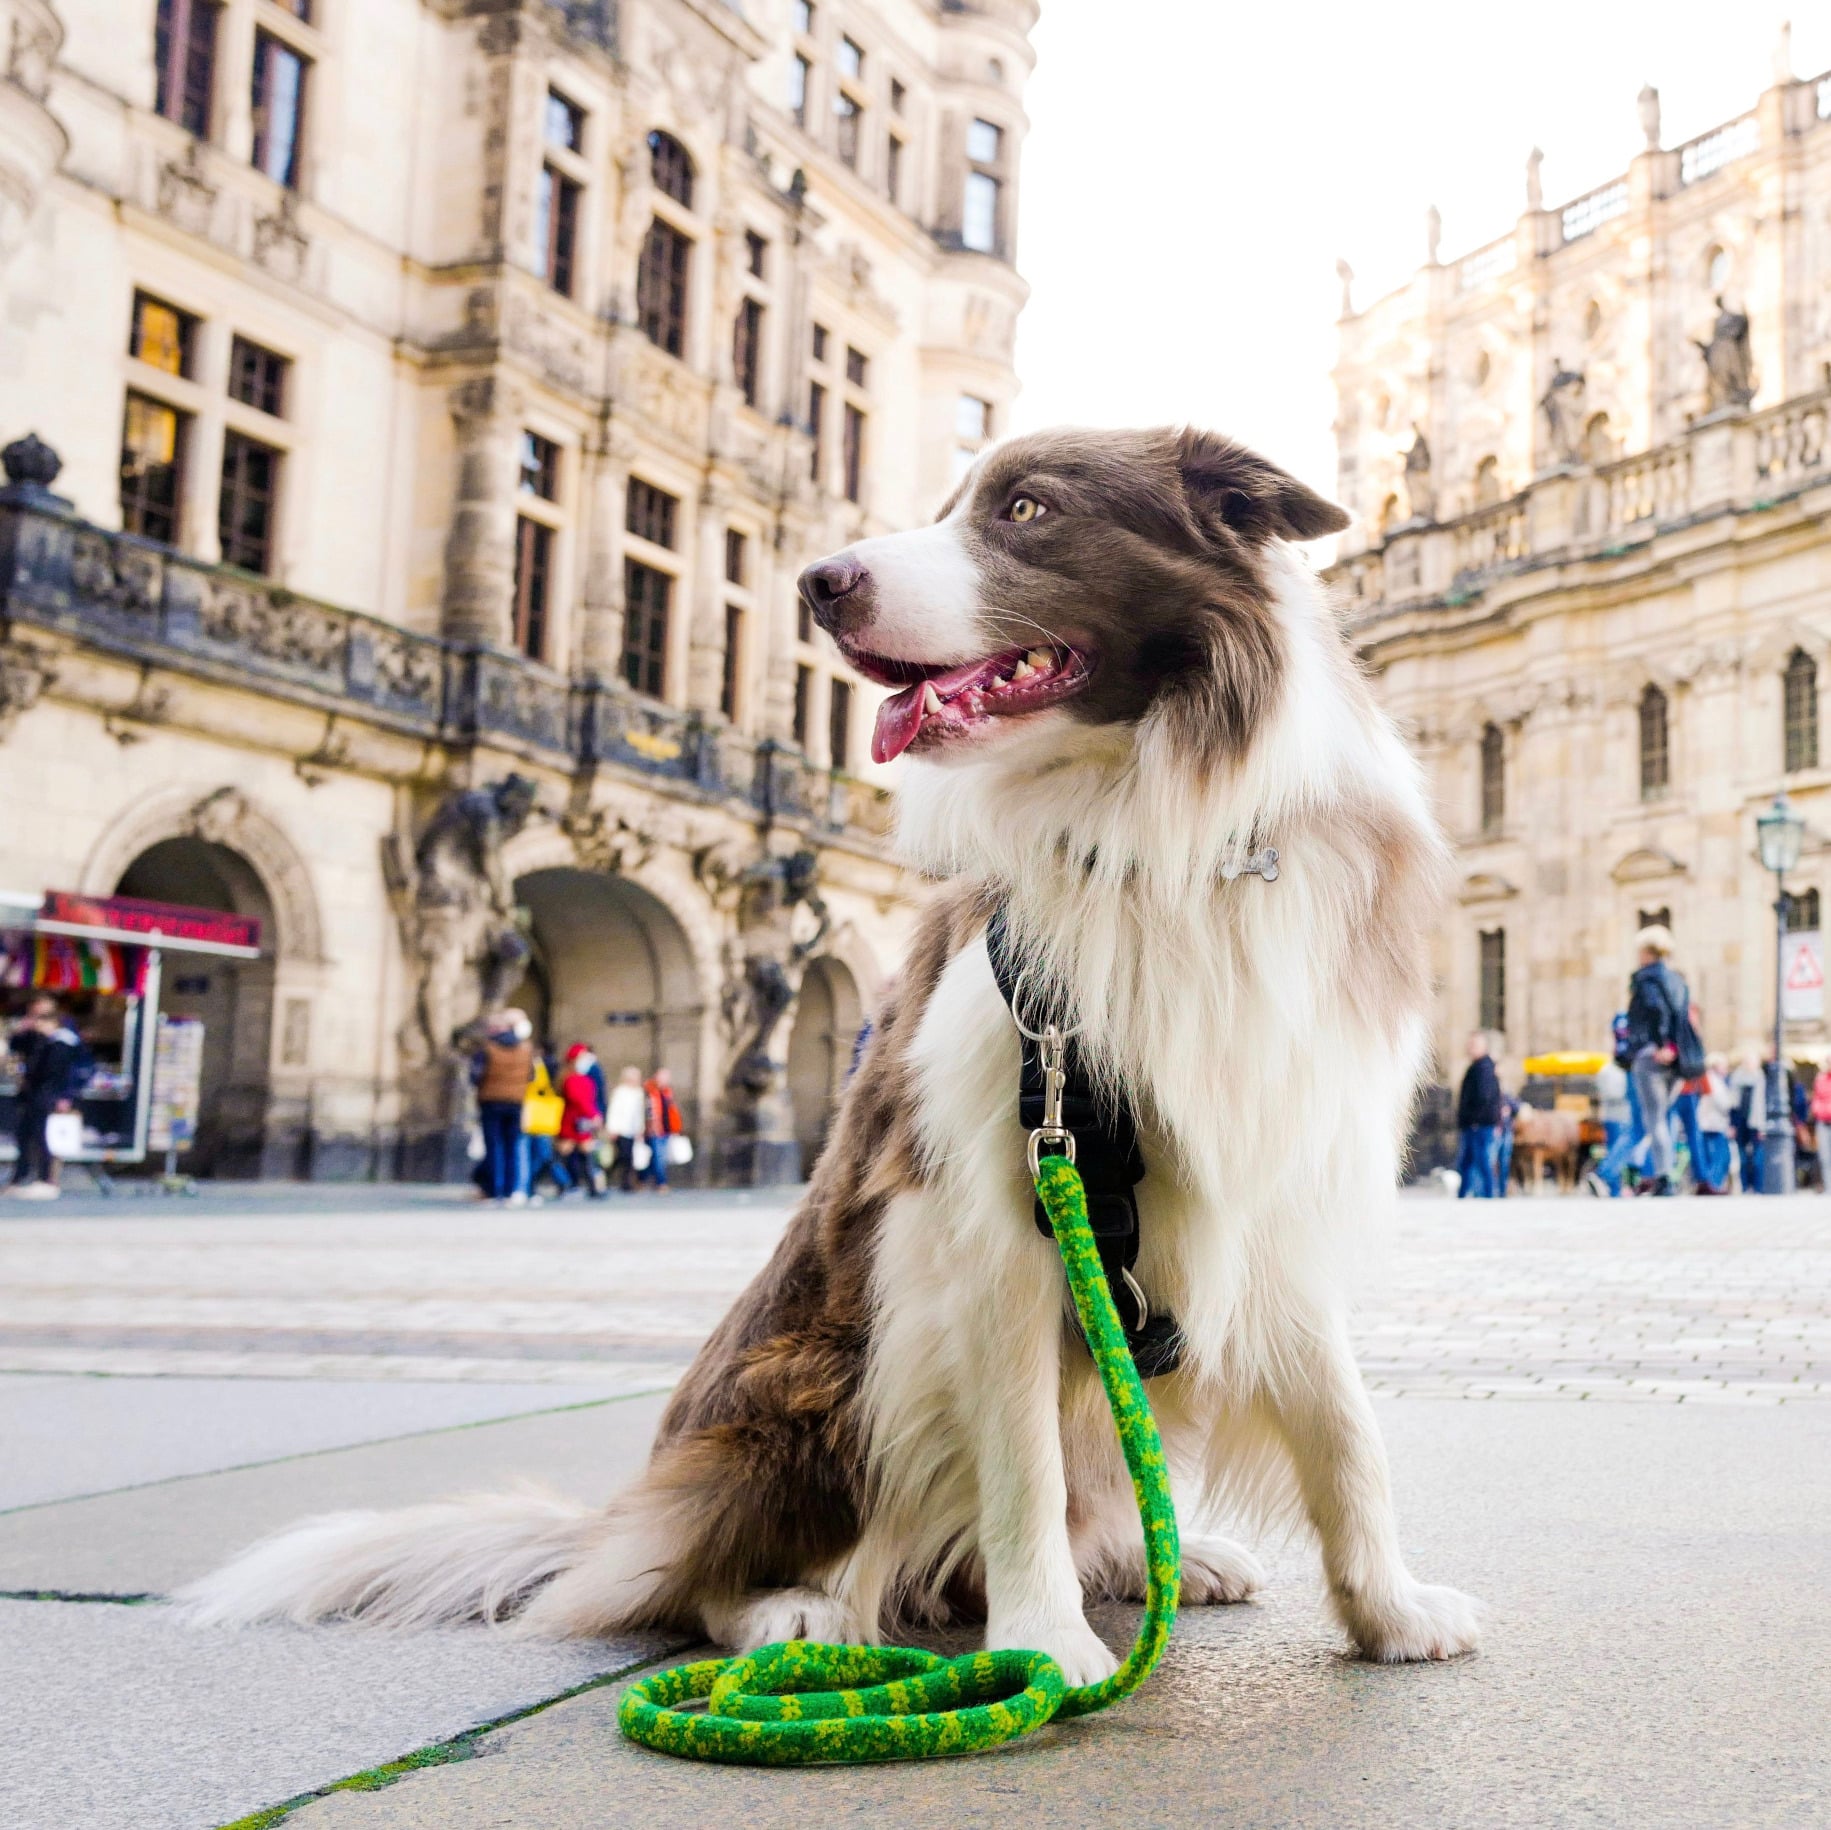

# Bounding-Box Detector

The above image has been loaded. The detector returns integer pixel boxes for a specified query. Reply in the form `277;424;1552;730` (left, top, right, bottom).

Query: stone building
1332;49;1831;1099
0;0;1037;1179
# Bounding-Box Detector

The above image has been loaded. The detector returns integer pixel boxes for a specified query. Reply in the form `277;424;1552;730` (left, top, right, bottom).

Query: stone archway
787;954;863;1172
114;837;279;1177
505;867;705;1141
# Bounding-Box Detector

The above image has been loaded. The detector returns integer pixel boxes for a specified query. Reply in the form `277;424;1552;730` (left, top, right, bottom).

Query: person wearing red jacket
557;1044;606;1199
641;1068;682;1191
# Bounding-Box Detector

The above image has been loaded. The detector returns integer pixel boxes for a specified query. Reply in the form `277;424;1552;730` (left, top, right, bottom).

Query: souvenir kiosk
1;889;262;1181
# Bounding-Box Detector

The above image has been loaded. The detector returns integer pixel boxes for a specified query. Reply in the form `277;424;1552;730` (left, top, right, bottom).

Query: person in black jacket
7;994;84;1201
1619;926;1685;1197
1455;1030;1504;1198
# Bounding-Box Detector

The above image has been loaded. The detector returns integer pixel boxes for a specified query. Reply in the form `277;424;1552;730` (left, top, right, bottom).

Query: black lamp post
1755;792;1805;1195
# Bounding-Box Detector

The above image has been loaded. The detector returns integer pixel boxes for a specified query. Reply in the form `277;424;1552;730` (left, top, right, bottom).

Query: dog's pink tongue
872;685;924;764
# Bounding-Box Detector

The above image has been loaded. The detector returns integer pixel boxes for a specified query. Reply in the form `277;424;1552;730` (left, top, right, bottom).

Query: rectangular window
963;171;1000;254
512;517;552;661
250;31;307;188
968;117;1003;165
886;133;904;204
745;230;767;279
835;93;860;168
842;401;865;504
725;527;748;586
218;429;281;574
544;89;584;152
837;36;863;79
956;394;989;442
228;335;289;416
622;560;671;698
537;166;581;296
721;603;743;721
789;55;810;129
890;77;906;115
845;346;868;388
625;476;678;549
120;394;188;545
732;296;763;409
154;0;218;138
636;218;691;357
1783;889;1822;934
1478;929;1506;1035
130;292;197;377
792;0;814;32
807;380;826;482
797;595;813;644
811;323;829;363
828;677;852;770
793;663;812;748
519;431;559;501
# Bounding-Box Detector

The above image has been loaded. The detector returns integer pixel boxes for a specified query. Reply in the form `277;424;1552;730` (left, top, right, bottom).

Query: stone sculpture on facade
1695;297;1755;411
1425;204;1442;267
1539;359;1587;466
1402;426;1435;522
1525;147;1544;212
1638;84;1662;151
718;847;832;1184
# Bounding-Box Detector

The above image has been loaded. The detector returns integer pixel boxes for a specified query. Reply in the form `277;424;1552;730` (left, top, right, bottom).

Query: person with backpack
5;994;85;1201
471;1009;534;1204
1618;926;1701;1198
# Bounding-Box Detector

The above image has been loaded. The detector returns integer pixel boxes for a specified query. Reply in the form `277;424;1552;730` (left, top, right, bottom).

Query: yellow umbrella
1522;1051;1609;1077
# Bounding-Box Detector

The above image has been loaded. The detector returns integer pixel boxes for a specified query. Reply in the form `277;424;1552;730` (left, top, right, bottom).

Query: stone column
442;376;521;647
577;429;634;676
688;478;731;712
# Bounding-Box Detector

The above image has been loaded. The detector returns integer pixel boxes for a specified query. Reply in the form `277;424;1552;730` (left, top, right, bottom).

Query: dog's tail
174;1486;666;1633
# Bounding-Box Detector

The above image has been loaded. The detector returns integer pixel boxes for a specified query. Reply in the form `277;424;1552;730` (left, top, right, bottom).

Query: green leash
617;1153;1181;1764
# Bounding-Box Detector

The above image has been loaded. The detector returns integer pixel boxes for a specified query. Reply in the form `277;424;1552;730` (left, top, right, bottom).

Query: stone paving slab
276;1395;1831;1830
0;1392;672;1595
0;1374;633;1510
0;1597;673;1830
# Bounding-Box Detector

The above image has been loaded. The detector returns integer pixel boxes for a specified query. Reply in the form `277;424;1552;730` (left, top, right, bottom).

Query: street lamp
1755;792;1806;1195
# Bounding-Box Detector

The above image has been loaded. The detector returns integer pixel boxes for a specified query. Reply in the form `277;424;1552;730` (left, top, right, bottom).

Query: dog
183;427;1480;1681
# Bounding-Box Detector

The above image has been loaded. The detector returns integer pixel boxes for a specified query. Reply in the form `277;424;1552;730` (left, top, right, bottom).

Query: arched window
1473;456;1502;506
1582;412;1613;464
1479;722;1504;834
1784;647;1818;774
648;130;694;208
1639;683;1669;799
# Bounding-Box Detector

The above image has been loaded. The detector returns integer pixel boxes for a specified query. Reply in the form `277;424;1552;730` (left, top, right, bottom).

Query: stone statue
1539;358;1587;466
1525;147;1544;213
1694;296;1754;411
1772;20;1793;86
1638;84;1661;152
395;774;539;1066
1335;258;1354;319
1402;426;1435;522
1425;205;1442;267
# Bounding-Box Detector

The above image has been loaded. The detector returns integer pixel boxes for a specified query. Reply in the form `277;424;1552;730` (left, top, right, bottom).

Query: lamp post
1755;793;1805;1195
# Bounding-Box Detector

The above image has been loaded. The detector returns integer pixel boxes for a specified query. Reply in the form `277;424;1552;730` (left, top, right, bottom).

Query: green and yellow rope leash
617;1153;1181;1764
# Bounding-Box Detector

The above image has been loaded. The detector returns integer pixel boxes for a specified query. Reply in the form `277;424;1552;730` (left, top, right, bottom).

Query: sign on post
149;1016;205;1153
1782;930;1824;1023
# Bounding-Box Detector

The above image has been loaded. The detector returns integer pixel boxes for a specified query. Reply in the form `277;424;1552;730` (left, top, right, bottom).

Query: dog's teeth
1012;658;1035;680
1026;648;1052;670
922;683;944;715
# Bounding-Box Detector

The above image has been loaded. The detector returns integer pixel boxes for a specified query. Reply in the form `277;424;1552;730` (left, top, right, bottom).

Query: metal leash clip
1026;1021;1077;1177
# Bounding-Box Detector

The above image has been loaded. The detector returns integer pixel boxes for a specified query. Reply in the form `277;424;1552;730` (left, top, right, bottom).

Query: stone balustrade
0;490;893;851
1338;388;1831;624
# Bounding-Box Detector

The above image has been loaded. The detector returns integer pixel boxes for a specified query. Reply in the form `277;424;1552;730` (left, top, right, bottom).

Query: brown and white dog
184;427;1479;1680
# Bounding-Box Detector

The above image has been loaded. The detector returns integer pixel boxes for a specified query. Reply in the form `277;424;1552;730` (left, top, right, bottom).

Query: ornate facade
1333;51;1831;1098
0;0;1037;1178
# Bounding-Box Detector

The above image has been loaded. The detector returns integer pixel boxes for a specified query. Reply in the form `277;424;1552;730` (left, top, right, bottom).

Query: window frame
250;28;309;189
1785;648;1819;775
636;216;692;358
648;130;695;209
228;335;290;417
622;558;672;700
154;0;219;138
120;392;191;546
512;516;554;662
1479;721;1505;835
537;164;582;297
792;662;813;749
130;291;199;379
1478;928;1506;1036
625;476;679;551
1638;683;1670;800
828;675;853;771
217;427;283;575
732;295;764;409
842;400;865;505
519;430;560;503
721;602;744;722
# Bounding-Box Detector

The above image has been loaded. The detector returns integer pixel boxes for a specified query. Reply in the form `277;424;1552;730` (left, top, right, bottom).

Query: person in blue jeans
1455;1031;1503;1198
1590;1052;1646;1196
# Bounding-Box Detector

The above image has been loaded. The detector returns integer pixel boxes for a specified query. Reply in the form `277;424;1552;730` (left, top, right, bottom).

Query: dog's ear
1175;428;1350;544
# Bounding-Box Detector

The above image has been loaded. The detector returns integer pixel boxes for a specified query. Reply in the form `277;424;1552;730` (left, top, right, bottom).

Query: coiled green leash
617;1153;1181;1764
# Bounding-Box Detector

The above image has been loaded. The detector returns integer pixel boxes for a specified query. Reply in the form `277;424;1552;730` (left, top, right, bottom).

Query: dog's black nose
797;555;869;634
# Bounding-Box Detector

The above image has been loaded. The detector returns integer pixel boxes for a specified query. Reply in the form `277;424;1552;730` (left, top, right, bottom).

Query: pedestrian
557;1044;606;1199
1729;1048;1766;1195
1588;1046;1635;1197
1495;1087;1519;1198
1619;926;1696;1198
1694;1053;1734;1195
641;1066;683;1192
521;1049;572;1201
471;1008;534;1204
1811;1060;1831;1195
5;994;84;1200
1454;1031;1502;1199
604;1065;646;1192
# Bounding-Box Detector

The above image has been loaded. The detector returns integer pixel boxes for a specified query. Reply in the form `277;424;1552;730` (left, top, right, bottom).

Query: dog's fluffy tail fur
175;1487;624;1632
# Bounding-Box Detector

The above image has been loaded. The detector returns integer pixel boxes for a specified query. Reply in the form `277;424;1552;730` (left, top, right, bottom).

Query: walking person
1729;1049;1766;1195
604;1066;647;1193
557;1044;606;1199
1494;1087;1519;1198
1588;1049;1635;1197
641;1067;683;1192
1694;1054;1735;1196
471;1009;534;1205
5;994;84;1201
1810;1059;1831;1195
1455;1031;1502;1199
1620;926;1695;1199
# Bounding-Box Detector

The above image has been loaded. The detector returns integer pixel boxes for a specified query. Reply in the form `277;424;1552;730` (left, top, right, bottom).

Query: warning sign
1782;931;1824;1023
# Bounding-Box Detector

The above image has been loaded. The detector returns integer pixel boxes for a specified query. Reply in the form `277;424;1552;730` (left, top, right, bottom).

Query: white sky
1010;2;1831;498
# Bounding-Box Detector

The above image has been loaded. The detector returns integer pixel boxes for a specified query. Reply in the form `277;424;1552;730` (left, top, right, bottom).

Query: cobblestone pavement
2;1186;1827;1402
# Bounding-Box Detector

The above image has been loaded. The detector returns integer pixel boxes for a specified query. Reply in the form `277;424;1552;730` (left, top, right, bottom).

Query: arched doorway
506;868;703;1135
788;955;863;1172
115;838;278;1177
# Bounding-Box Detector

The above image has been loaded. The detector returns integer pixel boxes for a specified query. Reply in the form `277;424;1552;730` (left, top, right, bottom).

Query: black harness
986;907;1185;1379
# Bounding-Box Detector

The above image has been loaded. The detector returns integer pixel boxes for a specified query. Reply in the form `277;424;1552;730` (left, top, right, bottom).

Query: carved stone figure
1425;204;1442;266
1402;426;1435;522
0;637;56;744
1695;296;1755;411
1638;84;1662;152
1335;258;1354;318
395;775;538;1067
1525;147;1544;212
1539;359;1587;465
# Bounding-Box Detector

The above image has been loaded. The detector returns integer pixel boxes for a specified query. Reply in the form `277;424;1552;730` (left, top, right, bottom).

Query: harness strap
986;907;1183;1378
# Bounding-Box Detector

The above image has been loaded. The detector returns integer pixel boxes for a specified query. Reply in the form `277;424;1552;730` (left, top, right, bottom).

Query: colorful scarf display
0;933;148;996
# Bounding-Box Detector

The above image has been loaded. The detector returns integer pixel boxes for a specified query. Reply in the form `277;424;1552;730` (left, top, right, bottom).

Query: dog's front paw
1180;1535;1266;1605
1341;1579;1481;1662
989;1613;1119;1687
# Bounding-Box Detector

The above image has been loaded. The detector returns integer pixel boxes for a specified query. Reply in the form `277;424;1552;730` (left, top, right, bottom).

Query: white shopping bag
45;1111;85;1158
666;1134;694;1167
632;1138;652;1172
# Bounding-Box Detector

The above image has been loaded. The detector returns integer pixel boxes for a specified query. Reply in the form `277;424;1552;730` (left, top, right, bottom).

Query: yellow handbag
521;1060;564;1137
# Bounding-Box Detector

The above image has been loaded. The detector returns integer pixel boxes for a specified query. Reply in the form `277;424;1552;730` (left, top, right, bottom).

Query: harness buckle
1027;1023;1076;1177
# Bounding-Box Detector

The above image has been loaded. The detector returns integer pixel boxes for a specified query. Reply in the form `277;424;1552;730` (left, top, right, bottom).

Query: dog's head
798;426;1348;769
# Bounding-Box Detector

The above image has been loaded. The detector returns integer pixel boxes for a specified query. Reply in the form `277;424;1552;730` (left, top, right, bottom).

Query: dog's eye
1007;496;1046;523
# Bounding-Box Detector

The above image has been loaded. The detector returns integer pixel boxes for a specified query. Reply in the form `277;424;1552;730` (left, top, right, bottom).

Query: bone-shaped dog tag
1221;845;1279;884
